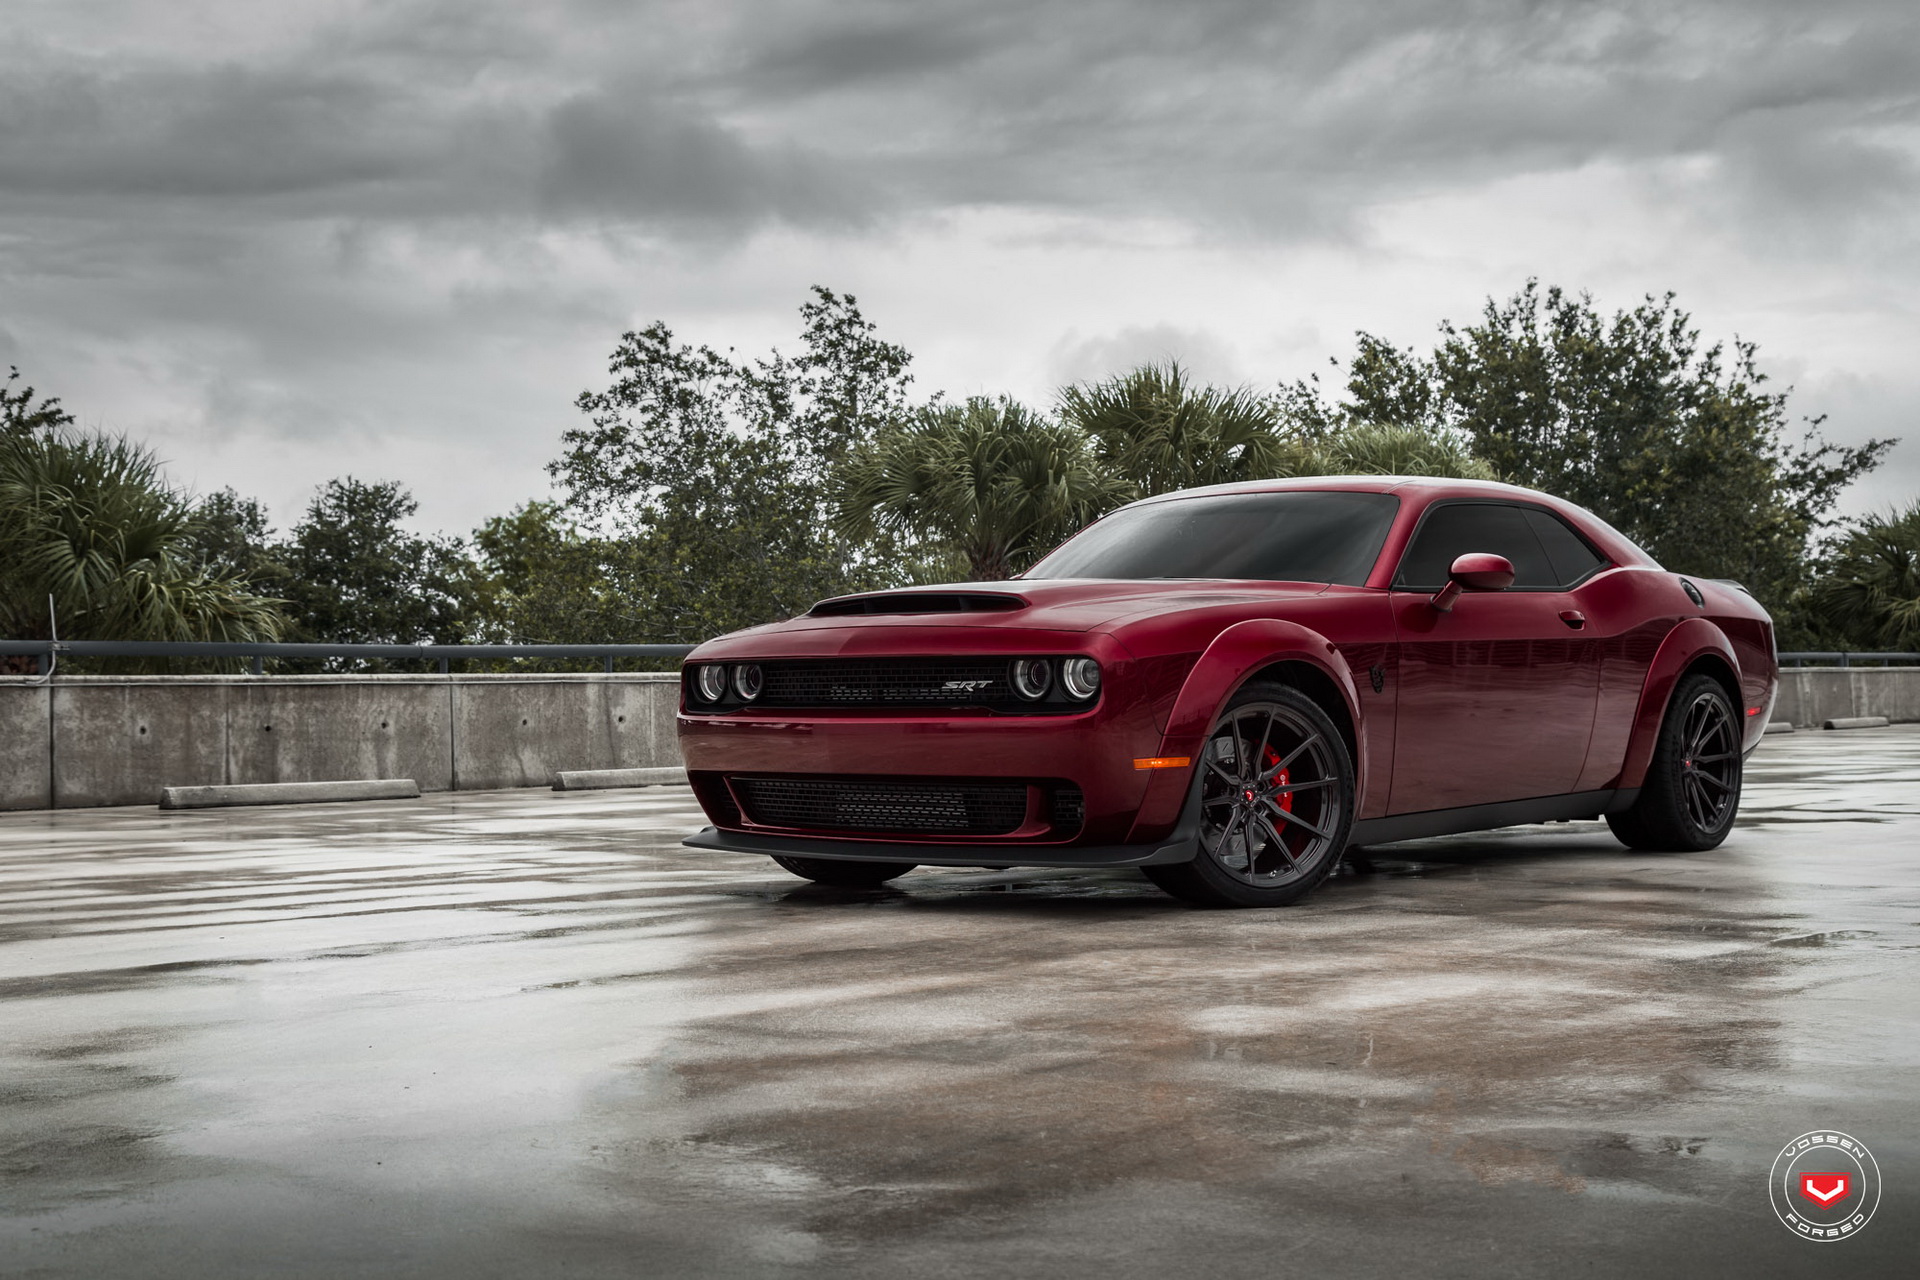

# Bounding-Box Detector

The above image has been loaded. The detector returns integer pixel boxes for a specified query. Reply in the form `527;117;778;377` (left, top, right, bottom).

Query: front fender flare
1611;617;1742;791
1126;619;1367;841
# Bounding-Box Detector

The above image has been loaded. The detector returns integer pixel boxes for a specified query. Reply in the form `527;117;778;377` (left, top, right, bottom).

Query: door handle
1559;610;1586;630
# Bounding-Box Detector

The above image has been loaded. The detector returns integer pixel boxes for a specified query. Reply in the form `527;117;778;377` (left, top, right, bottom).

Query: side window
1522;508;1608;587
1394;503;1557;590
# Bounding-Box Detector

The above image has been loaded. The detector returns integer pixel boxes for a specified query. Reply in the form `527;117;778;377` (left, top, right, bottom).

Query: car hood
726;579;1334;639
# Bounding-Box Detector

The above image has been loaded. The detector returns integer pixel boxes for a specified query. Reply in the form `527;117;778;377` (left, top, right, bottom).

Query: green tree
187;488;296;598
469;500;632;644
281;478;481;646
2;365;73;438
550;287;919;639
1059;360;1299;501
1294;422;1496;480
1810;504;1920;651
0;429;283;655
1307;282;1890;641
836;396;1124;581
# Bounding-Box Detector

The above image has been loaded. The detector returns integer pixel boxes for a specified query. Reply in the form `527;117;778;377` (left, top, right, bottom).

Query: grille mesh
758;659;1017;709
733;776;1032;836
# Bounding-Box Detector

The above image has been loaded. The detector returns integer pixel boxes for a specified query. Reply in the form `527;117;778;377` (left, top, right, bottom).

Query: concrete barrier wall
3;666;1912;810
0;673;682;810
1772;667;1920;729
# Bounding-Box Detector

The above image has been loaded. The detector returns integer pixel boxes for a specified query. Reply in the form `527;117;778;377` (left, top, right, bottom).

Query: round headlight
1010;657;1052;700
1061;657;1101;700
695;663;728;702
732;663;764;701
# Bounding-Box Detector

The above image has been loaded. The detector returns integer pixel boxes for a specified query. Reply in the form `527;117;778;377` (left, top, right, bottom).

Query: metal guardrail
5;641;1912;676
1777;652;1920;668
0;639;698;676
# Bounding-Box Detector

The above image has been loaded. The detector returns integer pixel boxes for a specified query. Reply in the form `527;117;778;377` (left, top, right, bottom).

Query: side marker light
1133;756;1192;770
1747;707;1761;716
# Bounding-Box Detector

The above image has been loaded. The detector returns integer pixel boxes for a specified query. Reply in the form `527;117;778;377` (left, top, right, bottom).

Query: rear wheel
1145;683;1355;908
1606;672;1742;851
770;855;917;887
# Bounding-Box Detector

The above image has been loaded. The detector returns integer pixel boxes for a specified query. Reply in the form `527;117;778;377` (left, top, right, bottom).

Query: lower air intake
733;776;1031;836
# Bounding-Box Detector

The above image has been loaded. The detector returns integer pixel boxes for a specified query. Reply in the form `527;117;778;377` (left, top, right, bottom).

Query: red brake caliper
1265;746;1293;813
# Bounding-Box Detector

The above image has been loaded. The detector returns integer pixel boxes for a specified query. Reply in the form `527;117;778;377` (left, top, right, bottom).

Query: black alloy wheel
1606;672;1743;852
1146;682;1355;908
770;855;918;887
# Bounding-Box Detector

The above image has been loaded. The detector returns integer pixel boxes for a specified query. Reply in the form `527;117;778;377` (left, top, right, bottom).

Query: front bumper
676;633;1195;846
682;823;1199;869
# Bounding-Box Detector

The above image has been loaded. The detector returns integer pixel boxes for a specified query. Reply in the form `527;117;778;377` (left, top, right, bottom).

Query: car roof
1125;475;1537;504
1114;475;1660;569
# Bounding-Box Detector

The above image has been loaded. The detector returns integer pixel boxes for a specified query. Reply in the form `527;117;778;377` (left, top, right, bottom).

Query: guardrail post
251;655;264;676
438;657;449;675
1840;653;1850;669
603;655;614;673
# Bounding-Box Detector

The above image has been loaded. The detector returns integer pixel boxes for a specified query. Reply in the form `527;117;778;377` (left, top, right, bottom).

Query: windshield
1025;490;1399;584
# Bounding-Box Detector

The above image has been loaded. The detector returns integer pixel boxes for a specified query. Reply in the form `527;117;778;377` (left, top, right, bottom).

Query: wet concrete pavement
3;731;1917;1278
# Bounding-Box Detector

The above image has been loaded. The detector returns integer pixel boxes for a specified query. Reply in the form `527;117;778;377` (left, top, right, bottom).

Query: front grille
758;658;1017;709
733;776;1033;836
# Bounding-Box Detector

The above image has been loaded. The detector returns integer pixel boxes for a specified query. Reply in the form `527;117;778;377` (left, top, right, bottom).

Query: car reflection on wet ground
2;730;1916;1278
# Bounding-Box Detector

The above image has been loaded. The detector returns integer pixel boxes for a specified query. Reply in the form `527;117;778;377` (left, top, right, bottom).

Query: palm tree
1058;360;1300;500
834;397;1126;581
1295;422;1497;480
1811;504;1920;651
0;429;285;653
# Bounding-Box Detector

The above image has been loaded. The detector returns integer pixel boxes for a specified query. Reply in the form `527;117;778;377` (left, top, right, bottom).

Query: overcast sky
3;0;1917;536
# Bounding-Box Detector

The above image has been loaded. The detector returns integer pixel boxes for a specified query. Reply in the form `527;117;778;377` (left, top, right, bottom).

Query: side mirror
1431;553;1515;613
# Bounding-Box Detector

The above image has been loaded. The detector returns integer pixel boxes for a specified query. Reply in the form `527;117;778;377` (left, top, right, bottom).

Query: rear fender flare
1127;619;1367;840
1613;618;1742;791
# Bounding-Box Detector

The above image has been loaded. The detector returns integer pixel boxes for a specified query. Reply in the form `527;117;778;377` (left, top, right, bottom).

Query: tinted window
1026;491;1399;585
1523;508;1607;585
1395;503;1556;589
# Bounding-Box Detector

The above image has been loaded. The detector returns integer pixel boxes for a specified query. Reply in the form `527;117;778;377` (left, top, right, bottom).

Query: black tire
1144;682;1356;908
1606;672;1742;852
770;855;917;887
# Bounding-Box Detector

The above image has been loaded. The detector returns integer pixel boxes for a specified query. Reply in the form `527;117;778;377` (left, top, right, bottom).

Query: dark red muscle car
677;477;1777;907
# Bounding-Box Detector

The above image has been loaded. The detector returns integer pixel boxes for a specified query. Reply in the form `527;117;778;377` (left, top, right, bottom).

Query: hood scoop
808;591;1028;617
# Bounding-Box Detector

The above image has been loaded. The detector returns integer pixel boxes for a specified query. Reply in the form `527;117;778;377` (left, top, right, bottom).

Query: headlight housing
1060;657;1101;700
732;663;764;701
694;663;728;703
1010;657;1053;700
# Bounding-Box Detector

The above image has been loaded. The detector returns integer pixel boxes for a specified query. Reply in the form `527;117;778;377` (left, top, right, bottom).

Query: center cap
1243;788;1257;803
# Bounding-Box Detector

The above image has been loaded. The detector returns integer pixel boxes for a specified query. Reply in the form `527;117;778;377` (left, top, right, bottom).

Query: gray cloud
0;0;1916;533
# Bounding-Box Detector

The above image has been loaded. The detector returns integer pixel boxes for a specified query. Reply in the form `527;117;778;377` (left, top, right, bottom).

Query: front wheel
770;854;918;887
1606;672;1743;851
1144;683;1356;908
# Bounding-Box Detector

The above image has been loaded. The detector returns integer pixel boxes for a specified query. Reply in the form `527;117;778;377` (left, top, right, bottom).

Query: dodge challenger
676;477;1777;907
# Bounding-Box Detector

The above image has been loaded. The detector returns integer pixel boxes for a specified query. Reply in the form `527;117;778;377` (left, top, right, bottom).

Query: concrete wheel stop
1823;715;1891;731
551;767;689;791
160;779;422;809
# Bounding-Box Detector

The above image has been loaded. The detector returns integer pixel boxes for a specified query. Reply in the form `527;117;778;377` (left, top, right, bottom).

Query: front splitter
682;826;1198;869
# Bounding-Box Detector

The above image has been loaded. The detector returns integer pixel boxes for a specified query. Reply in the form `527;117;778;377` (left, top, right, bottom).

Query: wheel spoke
1211;807;1247;855
1204;756;1240;788
1693;751;1736;764
1696;770;1732;795
1262;734;1320;782
1250;813;1296;871
1262;797;1332;841
1232;714;1258;784
1271;777;1337;796
1250;711;1275;784
1686;774;1717;827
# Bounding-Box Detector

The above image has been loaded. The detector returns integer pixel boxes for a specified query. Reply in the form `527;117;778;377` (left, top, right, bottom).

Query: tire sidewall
1645;673;1743;850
